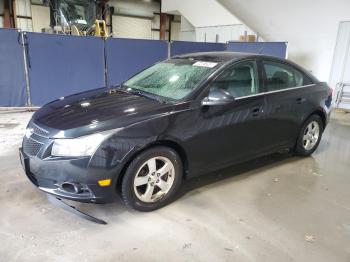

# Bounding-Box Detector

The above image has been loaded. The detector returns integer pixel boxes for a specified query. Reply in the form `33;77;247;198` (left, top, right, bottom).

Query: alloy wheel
133;156;175;203
303;121;320;150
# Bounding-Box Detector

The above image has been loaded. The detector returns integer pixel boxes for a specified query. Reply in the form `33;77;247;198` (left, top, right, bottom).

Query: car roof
173;51;280;63
172;51;319;83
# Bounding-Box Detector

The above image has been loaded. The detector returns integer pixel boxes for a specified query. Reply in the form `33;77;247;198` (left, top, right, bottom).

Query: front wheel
121;146;182;211
295;114;323;156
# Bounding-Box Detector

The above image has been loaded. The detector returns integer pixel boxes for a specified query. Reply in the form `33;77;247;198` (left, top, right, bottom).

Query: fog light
98;179;111;187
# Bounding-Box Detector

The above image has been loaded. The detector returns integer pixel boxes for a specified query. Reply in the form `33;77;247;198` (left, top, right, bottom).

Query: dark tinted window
263;61;313;91
211;61;259;98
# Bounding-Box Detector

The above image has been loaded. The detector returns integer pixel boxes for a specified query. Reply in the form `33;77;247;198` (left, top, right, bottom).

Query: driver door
188;60;267;172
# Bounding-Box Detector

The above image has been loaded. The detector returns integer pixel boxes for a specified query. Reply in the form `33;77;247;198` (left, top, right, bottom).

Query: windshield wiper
122;85;167;104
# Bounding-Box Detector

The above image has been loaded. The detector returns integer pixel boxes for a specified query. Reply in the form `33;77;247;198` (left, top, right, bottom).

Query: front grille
23;137;43;157
31;122;49;138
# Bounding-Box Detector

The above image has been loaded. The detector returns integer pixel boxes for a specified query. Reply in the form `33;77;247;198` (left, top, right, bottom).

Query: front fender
88;113;178;182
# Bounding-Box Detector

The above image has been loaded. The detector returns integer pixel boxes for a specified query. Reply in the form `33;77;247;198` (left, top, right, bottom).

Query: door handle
296;97;306;104
251;107;262;116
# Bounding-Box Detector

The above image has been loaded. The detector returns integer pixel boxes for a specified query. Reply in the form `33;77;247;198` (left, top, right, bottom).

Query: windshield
123;59;220;101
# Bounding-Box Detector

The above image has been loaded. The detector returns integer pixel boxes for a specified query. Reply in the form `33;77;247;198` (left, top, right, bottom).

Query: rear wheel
121;146;182;211
295;114;323;156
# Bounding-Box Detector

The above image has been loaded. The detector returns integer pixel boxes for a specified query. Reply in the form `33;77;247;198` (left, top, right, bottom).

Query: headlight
51;132;113;157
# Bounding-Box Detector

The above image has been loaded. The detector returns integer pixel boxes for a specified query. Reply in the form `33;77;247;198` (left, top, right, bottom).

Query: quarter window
210;61;259;98
263;61;313;91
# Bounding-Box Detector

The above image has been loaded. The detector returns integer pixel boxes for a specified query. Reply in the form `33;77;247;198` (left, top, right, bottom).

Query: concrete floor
0;111;350;262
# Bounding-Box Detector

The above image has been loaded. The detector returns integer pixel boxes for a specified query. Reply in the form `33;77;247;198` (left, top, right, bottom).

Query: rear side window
263;61;313;91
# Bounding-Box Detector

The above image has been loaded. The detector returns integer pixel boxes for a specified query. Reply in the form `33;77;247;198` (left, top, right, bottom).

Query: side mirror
201;89;234;106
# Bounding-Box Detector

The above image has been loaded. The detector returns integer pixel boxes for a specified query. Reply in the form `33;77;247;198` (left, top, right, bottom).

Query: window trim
235;83;316;100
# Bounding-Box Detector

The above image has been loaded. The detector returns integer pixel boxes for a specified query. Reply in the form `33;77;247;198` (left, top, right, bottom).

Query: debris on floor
304;234;316;243
309;167;322;176
182;243;192;249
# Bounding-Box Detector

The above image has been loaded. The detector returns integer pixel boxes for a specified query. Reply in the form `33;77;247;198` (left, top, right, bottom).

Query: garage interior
0;0;350;261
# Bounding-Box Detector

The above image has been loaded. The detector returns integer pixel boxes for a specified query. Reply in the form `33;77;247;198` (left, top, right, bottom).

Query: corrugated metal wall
16;0;33;31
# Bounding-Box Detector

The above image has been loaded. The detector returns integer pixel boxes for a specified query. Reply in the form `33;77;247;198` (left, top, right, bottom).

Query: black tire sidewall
121;146;182;212
296;115;323;156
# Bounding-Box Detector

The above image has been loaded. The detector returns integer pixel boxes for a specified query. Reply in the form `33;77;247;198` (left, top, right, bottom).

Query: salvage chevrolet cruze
20;52;332;211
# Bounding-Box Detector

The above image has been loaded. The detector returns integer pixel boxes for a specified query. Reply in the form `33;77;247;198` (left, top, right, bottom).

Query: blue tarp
25;32;106;106
0;29;27;106
105;38;168;86
0;31;289;107
227;42;287;58
170;41;227;57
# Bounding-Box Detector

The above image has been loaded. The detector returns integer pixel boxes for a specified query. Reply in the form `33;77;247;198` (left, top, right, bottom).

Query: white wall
162;0;241;27
218;0;350;82
162;0;258;42
329;21;350;90
196;24;255;43
179;16;196;41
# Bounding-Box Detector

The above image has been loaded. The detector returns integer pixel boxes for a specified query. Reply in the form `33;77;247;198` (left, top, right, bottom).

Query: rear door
261;59;314;150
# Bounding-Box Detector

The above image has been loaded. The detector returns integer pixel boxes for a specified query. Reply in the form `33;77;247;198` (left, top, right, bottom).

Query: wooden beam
160;13;167;40
12;0;17;28
3;0;12;27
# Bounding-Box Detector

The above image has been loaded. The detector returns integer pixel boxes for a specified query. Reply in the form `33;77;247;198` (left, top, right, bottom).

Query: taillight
328;87;333;97
325;87;333;107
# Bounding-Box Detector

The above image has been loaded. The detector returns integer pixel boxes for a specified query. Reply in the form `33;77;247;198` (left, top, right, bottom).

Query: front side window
210;61;259;98
263;61;313;91
124;59;219;100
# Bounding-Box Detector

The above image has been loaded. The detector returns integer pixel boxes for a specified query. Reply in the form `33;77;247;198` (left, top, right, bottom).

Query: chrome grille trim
31;122;49;138
23;137;44;157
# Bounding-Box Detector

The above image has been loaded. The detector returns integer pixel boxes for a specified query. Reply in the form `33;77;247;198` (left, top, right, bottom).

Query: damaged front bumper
19;147;115;203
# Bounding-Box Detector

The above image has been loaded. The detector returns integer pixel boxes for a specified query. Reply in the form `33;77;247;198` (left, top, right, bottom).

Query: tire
121;146;182;212
295;114;323;156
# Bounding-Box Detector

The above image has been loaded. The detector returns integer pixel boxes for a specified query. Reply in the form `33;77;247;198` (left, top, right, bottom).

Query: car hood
32;87;174;138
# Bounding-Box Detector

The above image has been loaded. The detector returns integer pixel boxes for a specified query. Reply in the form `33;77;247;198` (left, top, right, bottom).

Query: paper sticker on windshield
193;61;218;68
